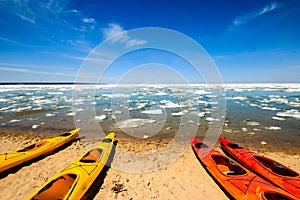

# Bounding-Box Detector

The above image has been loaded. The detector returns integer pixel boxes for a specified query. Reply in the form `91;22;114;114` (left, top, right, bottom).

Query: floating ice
194;90;211;95
172;110;188;116
206;117;220;122
276;109;300;119
67;112;76;116
288;102;300;108
265;126;281;130
9;119;21;123
272;116;286;121
227;96;248;100
261;106;280;111
284;88;300;93
246;121;261;126
32;124;39;129
153;92;167;96
197;112;206;118
142;109;163;115
45;113;56;117
160;101;185;109
48;92;63;95
147;119;156;123
95;115;107;121
112;110;123;115
242;127;247;132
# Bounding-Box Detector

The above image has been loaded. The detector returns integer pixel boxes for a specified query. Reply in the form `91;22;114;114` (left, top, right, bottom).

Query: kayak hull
219;136;300;199
0;128;79;173
191;137;298;200
27;132;115;200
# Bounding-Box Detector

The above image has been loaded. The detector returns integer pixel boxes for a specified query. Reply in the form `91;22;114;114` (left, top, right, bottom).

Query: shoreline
1;126;300;155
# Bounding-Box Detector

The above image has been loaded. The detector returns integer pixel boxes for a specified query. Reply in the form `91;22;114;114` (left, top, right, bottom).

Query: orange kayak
191;137;298;200
219;136;300;199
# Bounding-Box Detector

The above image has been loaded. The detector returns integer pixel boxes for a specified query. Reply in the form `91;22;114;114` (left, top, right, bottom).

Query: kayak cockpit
254;156;298;177
101;138;112;143
80;148;103;163
31;174;77;200
227;143;242;149
212;155;246;176
17;142;47;152
194;143;208;149
59;132;72;137
262;192;294;200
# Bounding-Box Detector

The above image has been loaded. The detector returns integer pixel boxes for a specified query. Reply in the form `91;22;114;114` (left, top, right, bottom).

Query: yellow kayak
27;132;115;200
0;128;80;174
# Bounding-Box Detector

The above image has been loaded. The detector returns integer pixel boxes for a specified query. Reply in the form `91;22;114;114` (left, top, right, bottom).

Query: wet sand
0;129;299;199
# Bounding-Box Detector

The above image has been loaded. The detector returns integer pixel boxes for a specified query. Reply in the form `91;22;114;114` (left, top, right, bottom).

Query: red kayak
191;137;298;200
219;136;300;199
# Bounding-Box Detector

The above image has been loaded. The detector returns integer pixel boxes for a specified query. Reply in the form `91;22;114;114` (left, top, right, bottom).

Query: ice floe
205;117;220;122
261;106;280;111
246;121;261;126
141;109;163;115
8;119;21;123
160;101;185;109
197;112;206;118
265;126;281;130
32;124;39;129
227;96;248;100
171;110;188;116
272;116;286;121
276;109;300;119
48;92;63;95
45;113;56;117
66;112;76;116
95;115;107;121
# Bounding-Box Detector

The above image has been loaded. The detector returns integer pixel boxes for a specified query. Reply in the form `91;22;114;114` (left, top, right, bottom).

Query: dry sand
0;130;299;200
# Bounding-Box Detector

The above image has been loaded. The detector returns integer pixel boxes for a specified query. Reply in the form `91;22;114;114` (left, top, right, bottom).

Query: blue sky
0;0;300;83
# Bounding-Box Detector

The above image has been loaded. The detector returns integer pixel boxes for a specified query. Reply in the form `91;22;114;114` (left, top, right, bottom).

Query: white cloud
101;23;147;47
102;23;129;42
228;1;280;31
82;17;96;23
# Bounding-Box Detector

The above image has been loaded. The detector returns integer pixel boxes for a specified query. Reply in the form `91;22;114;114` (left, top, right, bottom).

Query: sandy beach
0;129;299;200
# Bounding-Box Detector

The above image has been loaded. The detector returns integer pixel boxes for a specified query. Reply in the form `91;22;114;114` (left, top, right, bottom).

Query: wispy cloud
0;66;75;77
0;0;98;48
102;23;147;47
82;17;96;23
15;13;36;24
228;1;280;31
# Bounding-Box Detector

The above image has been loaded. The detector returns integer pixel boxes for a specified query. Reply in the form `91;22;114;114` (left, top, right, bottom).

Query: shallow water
0;84;299;150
